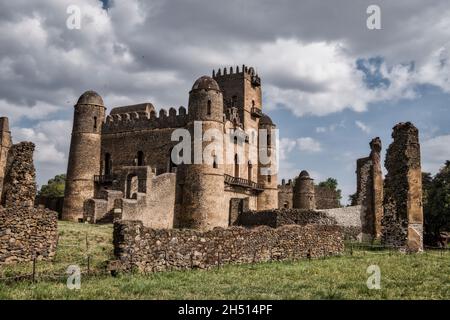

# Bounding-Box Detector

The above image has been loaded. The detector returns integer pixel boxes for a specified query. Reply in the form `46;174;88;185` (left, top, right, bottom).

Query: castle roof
299;170;310;178
77;90;104;106
259;113;273;126
192;76;220;91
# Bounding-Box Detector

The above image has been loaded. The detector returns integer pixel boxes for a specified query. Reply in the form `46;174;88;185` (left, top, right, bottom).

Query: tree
424;162;450;246
38;174;66;198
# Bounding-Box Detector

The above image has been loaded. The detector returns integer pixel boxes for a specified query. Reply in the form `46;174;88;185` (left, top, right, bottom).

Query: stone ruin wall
314;186;341;209
236;208;337;228
237;207;361;240
355;137;383;241
0;141;58;264
110;220;344;273
382;122;423;251
0;207;58;264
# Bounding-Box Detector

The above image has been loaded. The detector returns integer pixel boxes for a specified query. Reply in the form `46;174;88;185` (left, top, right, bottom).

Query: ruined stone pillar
2;142;37;207
355;137;383;241
0;117;12;199
382;122;423;252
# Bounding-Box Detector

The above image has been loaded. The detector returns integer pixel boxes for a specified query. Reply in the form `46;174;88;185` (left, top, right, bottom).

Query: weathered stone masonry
0;207;58;264
0;141;58;264
111;220;344;272
355;137;383;241
382;122;423;252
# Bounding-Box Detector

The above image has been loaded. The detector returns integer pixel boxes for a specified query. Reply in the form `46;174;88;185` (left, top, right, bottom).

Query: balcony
251;107;263;118
94;174;117;184
251;75;261;87
224;174;264;192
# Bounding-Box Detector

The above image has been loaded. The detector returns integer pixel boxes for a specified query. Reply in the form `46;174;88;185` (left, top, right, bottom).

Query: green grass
0;221;449;299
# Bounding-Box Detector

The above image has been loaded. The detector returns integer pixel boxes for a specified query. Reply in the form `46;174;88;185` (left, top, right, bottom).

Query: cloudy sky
1;0;450;203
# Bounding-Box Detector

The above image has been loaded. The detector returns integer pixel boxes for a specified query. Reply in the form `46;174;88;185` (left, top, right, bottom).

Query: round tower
175;76;227;230
257;113;278;210
62;91;105;221
293;170;316;210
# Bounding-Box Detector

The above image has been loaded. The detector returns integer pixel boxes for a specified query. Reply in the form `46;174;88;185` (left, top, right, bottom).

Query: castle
62;65;279;230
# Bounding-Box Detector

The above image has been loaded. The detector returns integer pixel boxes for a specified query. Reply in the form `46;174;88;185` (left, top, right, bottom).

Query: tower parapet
212;65;262;131
103;105;188;134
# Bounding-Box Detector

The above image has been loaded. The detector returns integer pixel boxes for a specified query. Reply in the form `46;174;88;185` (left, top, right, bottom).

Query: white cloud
279;137;297;160
355;120;371;134
421;134;450;173
315;121;345;133
296;137;322;153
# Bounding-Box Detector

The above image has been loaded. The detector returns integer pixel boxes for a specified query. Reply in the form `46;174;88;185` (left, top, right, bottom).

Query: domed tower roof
299;170;310;178
259;113;273;126
191;76;220;91
76;90;104;106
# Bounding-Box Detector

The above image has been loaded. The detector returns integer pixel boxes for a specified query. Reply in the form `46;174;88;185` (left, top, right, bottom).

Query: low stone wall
111;221;344;273
235;208;337;228
0;206;58;264
322;206;363;240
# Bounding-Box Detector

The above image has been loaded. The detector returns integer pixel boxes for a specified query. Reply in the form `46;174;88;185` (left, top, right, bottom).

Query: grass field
0;221;449;300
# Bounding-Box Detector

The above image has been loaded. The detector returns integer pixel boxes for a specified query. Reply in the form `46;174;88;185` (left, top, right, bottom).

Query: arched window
234;154;239;178
137;151;144;166
213;155;218;169
252;100;255;107
104;153;112;175
169;148;177;172
232;95;238;107
207;100;212;116
247;161;252;182
267;132;271;147
93;116;97;130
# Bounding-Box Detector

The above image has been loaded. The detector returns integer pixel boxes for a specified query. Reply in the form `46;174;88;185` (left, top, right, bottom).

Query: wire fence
1;237;448;284
0;232;110;284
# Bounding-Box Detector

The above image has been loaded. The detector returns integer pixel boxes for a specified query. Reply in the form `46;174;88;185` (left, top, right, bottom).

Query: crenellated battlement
102;105;188;133
212;64;259;78
213;65;261;88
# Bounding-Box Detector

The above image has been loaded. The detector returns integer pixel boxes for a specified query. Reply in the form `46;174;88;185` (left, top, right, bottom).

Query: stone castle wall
110;220;344;273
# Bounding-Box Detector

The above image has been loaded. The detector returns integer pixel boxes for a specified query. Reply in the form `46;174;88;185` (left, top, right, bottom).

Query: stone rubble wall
111;220;344;273
235;208;337;228
315;185;341;209
0;140;58;265
2;142;37;207
0;205;58;264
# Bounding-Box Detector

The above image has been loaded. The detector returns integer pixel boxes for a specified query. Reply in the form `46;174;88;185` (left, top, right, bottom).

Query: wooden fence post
32;256;36;283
